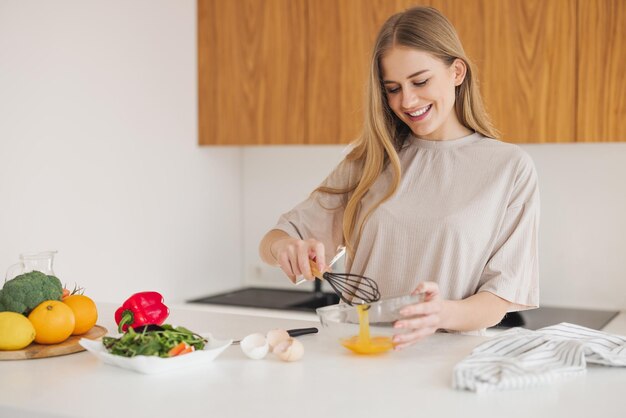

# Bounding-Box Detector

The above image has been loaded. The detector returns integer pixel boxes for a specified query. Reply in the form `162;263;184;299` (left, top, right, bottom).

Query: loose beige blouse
274;133;539;311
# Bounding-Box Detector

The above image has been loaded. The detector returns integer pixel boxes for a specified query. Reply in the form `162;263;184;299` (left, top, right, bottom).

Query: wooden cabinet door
198;0;307;145
306;0;367;144
577;0;626;141
428;0;577;143
306;1;410;144
306;0;577;144
198;0;620;145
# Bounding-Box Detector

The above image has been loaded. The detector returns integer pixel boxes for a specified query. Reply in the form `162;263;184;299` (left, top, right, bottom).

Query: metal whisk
309;258;381;306
287;221;381;306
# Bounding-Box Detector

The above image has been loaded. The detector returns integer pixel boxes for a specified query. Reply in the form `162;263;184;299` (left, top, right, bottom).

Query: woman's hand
271;237;327;284
392;282;443;349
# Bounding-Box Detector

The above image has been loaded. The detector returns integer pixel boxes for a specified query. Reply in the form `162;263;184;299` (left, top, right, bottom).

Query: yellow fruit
28;300;75;344
0;312;36;350
63;295;98;335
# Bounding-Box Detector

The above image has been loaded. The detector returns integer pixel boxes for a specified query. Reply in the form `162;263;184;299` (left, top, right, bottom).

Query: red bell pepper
115;291;169;333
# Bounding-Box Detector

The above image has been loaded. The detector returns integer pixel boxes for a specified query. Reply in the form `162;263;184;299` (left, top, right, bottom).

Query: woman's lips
405;104;432;122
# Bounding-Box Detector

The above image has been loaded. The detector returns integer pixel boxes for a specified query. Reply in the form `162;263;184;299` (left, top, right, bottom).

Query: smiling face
381;46;470;141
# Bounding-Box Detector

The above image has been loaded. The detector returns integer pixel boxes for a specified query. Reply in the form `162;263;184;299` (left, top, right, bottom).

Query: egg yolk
341;304;394;354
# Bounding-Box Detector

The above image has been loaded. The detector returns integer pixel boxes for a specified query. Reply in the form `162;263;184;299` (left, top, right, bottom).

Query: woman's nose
401;90;419;110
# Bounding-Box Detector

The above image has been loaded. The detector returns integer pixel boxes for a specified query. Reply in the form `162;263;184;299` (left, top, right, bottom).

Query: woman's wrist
437;293;510;332
260;230;292;266
438;299;454;331
269;237;293;265
269;240;280;264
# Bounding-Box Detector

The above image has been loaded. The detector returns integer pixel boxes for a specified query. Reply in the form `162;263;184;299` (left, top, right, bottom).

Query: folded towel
453;322;626;392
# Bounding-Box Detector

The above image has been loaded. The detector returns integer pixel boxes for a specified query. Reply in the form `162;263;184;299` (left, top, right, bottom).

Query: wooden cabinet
577;0;626;141
198;0;307;145
198;0;625;145
433;0;577;143
306;0;369;144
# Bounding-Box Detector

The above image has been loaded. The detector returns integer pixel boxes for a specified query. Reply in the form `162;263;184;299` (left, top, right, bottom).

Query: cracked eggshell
273;338;304;362
266;329;290;350
240;333;269;360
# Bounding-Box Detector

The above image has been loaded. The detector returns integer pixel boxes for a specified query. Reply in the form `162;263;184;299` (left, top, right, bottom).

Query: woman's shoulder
476;136;539;201
474;135;536;170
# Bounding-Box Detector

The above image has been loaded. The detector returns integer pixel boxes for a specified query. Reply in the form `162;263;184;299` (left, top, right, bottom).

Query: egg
266;329;290;350
273;338;304;362
240;333;269;360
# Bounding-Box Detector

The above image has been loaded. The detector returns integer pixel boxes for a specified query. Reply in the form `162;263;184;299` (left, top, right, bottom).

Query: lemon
0;312;36;350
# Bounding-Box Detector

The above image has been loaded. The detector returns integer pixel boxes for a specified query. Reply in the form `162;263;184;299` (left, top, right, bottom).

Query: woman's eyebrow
383;69;429;84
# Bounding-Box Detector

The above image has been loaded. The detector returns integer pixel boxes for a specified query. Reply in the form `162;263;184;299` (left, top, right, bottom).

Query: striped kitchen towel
453;322;626;392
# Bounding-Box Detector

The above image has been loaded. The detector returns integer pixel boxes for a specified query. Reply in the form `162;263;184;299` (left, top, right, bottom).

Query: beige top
275;133;539;311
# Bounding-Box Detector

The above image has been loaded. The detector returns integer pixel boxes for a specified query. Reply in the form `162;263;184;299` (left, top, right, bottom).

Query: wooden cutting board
0;325;107;360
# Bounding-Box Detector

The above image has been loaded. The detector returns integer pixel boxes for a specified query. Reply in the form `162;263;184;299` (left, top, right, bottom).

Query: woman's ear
452;58;467;86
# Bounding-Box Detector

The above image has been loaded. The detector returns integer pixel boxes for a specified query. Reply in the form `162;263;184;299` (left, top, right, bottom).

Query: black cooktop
494;306;619;330
188;287;619;331
188;287;340;312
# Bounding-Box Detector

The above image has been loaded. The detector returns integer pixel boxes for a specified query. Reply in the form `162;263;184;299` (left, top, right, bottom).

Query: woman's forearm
439;291;511;332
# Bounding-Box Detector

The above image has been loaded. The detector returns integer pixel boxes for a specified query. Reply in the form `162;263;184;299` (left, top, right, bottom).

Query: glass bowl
315;293;425;342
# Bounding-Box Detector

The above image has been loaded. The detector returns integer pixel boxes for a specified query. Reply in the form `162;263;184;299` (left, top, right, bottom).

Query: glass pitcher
5;251;58;281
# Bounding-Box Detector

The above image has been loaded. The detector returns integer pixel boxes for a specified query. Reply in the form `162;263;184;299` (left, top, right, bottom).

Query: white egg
273;338;304;362
266;329;290;350
240;333;269;360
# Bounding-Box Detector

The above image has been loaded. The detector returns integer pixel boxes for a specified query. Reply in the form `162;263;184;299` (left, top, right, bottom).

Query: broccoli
0;271;63;315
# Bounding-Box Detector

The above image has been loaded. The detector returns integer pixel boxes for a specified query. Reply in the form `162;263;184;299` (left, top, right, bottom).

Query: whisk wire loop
287;221;380;306
311;261;381;306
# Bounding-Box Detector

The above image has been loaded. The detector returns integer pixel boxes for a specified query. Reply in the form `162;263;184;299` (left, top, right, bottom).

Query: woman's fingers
412;281;440;300
399;299;441;317
394;311;440;330
393;327;437;350
392;284;443;348
277;248;298;283
311;241;326;273
296;241;313;279
275;238;326;282
297;239;327;279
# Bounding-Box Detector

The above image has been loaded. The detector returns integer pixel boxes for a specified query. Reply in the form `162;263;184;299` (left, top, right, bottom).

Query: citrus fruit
63;295;98;335
28;300;75;344
0;312;36;350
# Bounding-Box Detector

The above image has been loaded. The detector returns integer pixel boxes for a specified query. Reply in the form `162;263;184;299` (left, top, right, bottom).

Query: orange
28;301;75;344
63;295;98;335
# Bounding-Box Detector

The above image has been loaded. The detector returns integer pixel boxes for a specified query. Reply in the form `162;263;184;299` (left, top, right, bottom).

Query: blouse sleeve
273;158;359;257
478;153;540;311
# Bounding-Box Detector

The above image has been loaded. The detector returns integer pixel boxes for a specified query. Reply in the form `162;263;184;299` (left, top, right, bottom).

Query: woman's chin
410;125;439;139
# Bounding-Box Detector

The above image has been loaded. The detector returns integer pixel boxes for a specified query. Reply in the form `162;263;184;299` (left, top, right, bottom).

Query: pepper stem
117;310;134;333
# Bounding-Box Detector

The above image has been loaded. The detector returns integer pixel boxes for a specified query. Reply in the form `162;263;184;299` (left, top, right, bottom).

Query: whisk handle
309;259;324;280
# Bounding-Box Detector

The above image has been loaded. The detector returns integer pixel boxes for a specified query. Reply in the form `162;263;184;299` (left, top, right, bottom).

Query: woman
259;6;539;349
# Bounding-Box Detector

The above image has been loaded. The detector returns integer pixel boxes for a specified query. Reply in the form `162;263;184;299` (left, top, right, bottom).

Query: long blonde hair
317;6;498;259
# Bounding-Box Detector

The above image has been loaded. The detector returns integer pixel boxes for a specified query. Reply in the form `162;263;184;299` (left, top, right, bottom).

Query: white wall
0;0;242;303
242;146;347;295
524;143;626;310
243;143;626;311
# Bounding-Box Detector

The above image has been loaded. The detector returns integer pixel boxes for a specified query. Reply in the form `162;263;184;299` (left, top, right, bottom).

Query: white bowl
79;334;232;374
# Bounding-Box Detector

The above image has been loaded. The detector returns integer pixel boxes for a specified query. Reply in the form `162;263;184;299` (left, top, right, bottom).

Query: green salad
102;324;207;358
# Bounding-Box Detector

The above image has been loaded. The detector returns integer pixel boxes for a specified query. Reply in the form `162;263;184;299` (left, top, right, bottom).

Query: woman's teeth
408;105;431;117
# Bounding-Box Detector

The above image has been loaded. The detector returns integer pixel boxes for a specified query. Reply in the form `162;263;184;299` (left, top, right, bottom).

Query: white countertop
1;303;625;418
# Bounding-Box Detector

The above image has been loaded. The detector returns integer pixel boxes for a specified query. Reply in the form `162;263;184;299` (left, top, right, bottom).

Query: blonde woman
259;7;539;349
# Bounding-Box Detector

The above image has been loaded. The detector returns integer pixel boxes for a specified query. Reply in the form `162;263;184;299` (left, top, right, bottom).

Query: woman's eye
386;87;400;94
414;79;428;87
